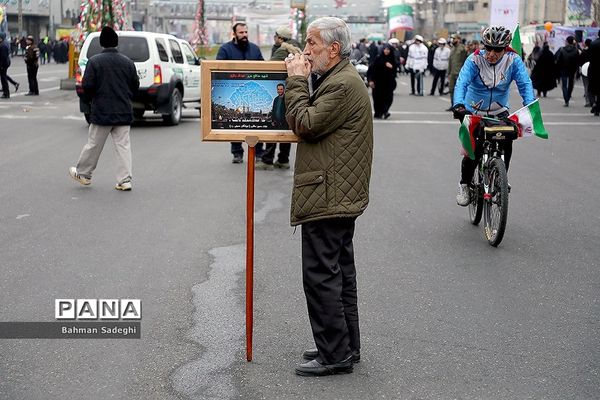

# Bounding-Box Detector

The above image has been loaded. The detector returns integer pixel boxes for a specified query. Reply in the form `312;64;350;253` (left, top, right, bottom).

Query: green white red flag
458;114;482;160
458;100;548;160
508;99;549;139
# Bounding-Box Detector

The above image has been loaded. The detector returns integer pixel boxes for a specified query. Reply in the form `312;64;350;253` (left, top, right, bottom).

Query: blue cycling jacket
453;49;535;115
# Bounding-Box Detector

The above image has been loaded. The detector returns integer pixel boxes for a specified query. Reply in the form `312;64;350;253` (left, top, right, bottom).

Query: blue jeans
560;71;575;104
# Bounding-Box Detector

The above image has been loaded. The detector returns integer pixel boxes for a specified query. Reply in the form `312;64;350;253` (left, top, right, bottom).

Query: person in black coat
69;27;140;191
0;32;12;98
530;42;557;98
555;36;581;106
588;32;600;116
367;44;397;119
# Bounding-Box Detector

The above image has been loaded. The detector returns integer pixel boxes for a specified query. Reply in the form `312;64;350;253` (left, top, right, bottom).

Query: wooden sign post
200;61;298;361
245;136;258;361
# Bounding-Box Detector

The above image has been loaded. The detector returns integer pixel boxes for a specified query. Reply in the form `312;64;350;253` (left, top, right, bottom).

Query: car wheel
162;88;182;126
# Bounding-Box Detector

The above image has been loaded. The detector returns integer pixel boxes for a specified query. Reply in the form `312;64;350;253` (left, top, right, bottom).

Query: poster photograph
201;61;298;142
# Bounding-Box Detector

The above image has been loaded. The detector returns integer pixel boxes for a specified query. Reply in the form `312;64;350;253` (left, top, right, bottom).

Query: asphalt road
0;62;599;400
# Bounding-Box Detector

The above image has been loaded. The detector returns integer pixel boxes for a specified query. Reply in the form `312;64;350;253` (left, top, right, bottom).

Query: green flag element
511;24;522;57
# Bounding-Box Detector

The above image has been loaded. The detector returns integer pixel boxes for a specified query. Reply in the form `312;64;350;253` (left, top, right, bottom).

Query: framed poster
201;60;298;142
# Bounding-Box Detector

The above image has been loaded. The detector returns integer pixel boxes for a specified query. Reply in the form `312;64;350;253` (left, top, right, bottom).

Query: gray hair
307;17;352;58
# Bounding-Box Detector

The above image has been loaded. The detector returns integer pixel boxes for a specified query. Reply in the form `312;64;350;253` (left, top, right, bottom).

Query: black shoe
232;154;243;164
409;92;416;96
14;82;19;92
563;102;569;107
384;112;391;119
295;356;353;376
1;94;9;99
445;107;453;112
591;106;598;114
302;348;361;363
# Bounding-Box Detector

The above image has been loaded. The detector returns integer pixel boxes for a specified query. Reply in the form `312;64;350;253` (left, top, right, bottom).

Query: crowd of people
348;30;600;118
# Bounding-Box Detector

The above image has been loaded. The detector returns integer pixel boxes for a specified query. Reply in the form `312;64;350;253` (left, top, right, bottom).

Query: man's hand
451;103;471;122
385;62;393;69
369;81;375;89
285;54;311;78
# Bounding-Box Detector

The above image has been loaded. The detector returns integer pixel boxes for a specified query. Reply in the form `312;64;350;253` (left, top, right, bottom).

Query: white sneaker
69;167;91;186
456;183;470;206
115;180;132;191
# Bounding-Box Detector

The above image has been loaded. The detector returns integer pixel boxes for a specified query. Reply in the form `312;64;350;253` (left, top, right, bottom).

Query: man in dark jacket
256;26;301;170
216;22;264;163
588;31;600;116
24;36;39;96
69;27;140;191
285;17;373;377
555;36;580;107
0;32;11;98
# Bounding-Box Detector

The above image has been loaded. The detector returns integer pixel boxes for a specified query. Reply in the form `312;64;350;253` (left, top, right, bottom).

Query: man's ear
330;42;340;58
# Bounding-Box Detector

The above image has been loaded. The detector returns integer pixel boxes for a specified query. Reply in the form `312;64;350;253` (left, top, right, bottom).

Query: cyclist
452;26;535;206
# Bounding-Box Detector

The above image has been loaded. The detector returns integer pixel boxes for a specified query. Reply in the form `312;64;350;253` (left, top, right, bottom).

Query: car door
168;39;186;92
180;41;201;102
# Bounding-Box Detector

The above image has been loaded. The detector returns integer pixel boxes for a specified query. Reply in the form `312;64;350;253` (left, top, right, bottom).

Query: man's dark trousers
27;64;39;94
560;70;575;104
261;143;291;164
301;217;360;365
0;67;9;96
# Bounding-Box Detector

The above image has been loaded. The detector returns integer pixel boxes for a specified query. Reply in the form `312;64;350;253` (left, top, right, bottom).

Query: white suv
76;31;201;125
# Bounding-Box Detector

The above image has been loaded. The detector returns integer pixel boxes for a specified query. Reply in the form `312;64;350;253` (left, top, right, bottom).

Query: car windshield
86;36;149;62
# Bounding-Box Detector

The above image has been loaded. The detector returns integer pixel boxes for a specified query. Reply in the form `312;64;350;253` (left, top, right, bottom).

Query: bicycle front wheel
483;158;509;247
468;167;483;225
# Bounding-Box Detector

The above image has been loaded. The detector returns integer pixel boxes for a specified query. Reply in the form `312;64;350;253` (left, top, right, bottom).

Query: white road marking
16;214;31;220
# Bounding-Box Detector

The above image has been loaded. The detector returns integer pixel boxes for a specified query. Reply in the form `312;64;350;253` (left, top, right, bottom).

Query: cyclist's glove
451;104;471;122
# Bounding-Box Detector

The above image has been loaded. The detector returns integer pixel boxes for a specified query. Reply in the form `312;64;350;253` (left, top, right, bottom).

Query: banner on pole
388;4;414;32
489;0;519;28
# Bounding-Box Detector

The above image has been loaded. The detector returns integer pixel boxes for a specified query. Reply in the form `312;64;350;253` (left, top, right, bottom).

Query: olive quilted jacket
285;59;373;226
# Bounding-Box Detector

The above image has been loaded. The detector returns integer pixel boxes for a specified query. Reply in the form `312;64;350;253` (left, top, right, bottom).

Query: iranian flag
508;100;549;139
458;114;482;160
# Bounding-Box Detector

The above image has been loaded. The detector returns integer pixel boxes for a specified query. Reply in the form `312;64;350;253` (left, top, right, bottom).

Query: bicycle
467;117;518;247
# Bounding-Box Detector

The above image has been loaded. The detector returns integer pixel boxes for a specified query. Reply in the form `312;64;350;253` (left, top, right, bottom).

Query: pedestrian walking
580;39;593;107
0;32;14;98
530;42;557;98
430;38;450;96
589;31;600;116
284;16;373;377
255;25;300;171
447;34;468;110
69;27;140;191
24;36;39;96
406;34;428;96
555;36;580;107
216;22;265;164
367;43;397;119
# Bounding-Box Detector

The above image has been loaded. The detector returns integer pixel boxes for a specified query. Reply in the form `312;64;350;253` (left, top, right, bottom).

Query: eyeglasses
485;45;505;53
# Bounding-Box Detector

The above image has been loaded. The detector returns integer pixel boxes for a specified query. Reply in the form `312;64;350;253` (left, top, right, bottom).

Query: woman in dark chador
530;42;557;98
367;43;397;119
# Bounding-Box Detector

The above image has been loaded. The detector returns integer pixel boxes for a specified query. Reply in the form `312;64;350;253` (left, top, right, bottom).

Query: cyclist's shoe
507;183;511;193
456;184;470;206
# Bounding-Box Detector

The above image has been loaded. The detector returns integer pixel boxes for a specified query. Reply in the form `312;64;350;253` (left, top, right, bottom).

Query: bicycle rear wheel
468;167;483;225
483;158;509;247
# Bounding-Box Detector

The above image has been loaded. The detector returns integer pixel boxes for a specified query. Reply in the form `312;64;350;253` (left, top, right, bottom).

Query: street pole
18;0;23;36
49;0;53;39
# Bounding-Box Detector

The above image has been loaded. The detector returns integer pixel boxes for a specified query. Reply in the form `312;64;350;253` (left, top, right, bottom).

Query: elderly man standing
284;17;373;377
